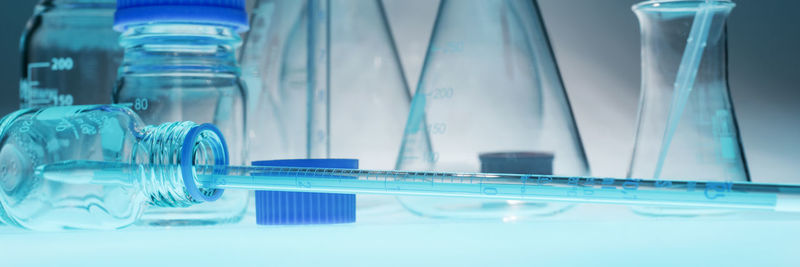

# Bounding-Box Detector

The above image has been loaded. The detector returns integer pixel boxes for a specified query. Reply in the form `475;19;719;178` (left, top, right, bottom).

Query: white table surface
1;196;798;266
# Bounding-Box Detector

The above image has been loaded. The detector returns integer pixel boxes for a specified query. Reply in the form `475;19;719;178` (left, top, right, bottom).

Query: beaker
19;0;122;108
396;0;589;220
241;0;411;170
628;0;746;182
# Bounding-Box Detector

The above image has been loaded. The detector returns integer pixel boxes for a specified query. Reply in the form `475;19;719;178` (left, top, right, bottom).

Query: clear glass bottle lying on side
0;105;228;230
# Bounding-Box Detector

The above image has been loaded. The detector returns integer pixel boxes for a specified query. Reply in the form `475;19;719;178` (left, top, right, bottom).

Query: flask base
631;206;736;217
398;197;573;221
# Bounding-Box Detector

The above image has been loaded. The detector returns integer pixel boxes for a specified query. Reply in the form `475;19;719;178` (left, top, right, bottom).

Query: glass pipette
653;0;716;178
39;160;800;212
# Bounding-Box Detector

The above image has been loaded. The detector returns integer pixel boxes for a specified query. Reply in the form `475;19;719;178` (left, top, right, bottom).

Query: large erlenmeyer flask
241;0;308;162
327;0;412;169
242;0;411;169
628;0;747;181
242;0;410;214
396;0;589;220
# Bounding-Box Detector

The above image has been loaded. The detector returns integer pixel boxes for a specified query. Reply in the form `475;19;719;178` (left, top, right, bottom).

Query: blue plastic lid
253;159;358;225
114;0;249;32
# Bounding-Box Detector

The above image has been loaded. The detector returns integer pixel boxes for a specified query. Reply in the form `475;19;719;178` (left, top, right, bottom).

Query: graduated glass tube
396;0;589;220
112;0;248;225
242;0;411;169
628;1;746;182
19;0;122;108
3;106;800;231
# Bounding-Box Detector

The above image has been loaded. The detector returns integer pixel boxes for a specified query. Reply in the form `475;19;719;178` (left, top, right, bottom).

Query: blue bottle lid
253;159;358;225
114;0;249;32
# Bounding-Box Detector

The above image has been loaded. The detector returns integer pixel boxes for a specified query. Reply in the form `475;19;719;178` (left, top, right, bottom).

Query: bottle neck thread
135;122;228;207
118;24;242;76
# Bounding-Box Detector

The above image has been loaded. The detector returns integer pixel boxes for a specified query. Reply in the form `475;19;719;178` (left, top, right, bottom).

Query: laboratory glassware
307;0;329;159
20;0;122;108
628;0;746;182
241;0;411;169
0;105;228;230
44;161;800;216
395;0;589;220
240;0;308;162
112;0;248;225
327;0;412;169
27;158;800;231
4;107;800;231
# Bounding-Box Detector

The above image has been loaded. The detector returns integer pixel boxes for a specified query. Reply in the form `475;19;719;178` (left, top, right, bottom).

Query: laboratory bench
1;196;798;266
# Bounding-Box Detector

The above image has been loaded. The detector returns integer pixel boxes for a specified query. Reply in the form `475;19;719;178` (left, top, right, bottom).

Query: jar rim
181;123;228;202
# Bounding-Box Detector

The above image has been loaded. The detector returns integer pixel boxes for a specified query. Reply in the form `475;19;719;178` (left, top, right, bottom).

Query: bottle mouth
181;123;229;202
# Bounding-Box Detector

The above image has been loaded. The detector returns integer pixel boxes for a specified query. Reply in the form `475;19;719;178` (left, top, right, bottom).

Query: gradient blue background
1;0;797;181
0;2;798;265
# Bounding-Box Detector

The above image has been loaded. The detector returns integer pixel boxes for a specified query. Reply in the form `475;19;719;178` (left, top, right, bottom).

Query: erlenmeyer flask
241;0;308;161
628;1;746;181
628;1;746;216
327;0;412;169
242;0;411;169
396;0;589;220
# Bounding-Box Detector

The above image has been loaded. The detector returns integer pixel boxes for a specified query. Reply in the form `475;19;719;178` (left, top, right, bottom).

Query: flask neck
634;1;734;91
135;122;228;207
118;24;242;76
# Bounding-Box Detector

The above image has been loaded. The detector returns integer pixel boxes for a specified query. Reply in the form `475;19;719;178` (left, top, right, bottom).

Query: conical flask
241;0;411;169
242;0;411;213
628;1;747;181
327;0;412;169
396;0;589;220
628;1;746;216
241;0;308;162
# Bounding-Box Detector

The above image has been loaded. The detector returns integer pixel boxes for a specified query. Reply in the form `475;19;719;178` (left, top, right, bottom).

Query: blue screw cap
253;159;358;225
114;0;249;32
